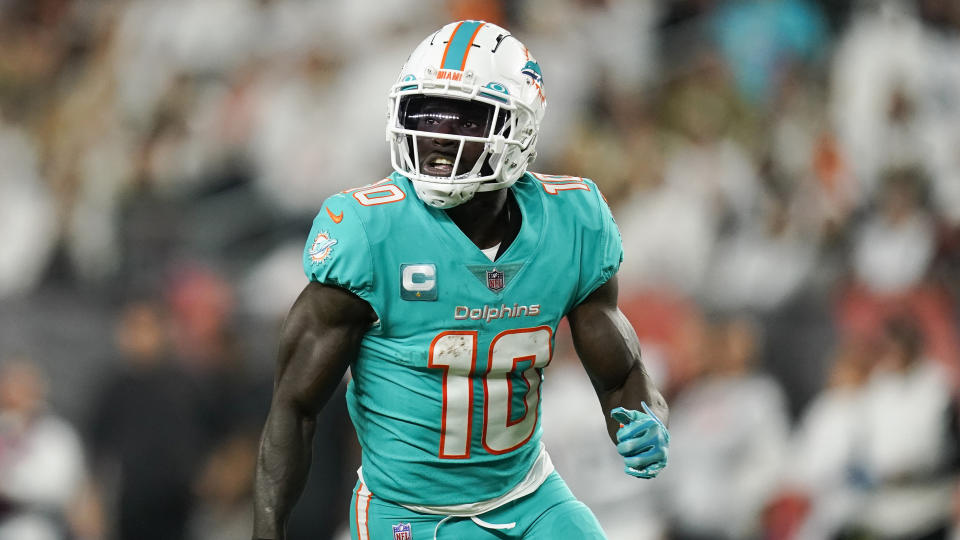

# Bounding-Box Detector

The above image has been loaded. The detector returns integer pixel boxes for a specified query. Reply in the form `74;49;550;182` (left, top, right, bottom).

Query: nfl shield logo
392;522;412;540
486;269;504;292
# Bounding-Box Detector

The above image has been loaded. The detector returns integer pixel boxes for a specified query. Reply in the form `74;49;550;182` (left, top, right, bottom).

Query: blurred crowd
0;0;958;539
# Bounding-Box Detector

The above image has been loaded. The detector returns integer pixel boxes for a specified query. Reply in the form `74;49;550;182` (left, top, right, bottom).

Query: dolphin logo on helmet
521;60;543;85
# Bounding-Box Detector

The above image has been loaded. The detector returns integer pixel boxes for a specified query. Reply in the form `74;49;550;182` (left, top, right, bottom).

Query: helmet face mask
397;96;507;180
386;21;546;209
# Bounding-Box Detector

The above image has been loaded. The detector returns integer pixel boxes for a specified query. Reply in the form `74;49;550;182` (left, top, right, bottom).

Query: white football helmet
386;20;547;208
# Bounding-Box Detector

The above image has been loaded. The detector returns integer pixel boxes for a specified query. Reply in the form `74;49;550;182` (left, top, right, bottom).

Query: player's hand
610;401;669;479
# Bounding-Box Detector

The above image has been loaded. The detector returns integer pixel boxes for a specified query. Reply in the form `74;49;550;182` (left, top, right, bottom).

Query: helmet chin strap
413;180;481;209
406;137;505;208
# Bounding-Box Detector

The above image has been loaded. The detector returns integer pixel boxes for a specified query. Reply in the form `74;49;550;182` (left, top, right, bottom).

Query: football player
253;20;669;540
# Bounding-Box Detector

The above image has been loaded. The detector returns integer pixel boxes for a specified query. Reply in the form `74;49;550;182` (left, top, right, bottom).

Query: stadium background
0;0;958;539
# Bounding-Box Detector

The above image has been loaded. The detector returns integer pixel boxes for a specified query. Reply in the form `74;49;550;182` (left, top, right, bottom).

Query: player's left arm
567;274;669;478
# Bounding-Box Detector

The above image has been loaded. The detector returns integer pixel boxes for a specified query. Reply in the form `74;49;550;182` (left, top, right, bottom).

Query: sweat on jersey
302;171;622;506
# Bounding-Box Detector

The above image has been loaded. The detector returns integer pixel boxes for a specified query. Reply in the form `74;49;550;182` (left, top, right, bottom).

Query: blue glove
610;401;669;479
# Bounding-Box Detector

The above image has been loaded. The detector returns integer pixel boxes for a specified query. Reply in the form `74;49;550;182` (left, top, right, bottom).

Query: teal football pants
350;471;607;540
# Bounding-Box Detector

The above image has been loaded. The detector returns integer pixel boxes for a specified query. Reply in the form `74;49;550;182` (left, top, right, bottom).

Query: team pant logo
392;522;412;540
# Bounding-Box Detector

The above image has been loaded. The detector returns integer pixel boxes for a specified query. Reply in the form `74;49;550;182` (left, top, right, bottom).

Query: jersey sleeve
302;194;377;305
573;179;624;306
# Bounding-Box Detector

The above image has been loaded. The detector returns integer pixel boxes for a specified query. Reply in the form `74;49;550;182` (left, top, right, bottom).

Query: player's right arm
252;281;376;540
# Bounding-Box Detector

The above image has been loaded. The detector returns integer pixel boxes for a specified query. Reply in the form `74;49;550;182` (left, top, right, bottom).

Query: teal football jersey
302;171;622;506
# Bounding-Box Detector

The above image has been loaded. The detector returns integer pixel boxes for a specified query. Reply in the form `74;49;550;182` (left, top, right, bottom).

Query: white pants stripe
355;481;372;540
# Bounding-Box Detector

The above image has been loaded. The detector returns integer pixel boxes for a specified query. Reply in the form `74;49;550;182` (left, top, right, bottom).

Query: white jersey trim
356;443;554;517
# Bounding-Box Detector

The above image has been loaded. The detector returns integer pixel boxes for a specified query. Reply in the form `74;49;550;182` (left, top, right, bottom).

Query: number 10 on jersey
427;327;553;458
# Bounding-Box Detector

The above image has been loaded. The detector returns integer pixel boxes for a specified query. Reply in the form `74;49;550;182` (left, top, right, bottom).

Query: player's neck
445;189;520;254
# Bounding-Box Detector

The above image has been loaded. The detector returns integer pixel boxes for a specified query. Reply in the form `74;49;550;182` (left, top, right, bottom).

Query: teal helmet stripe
441;20;484;71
